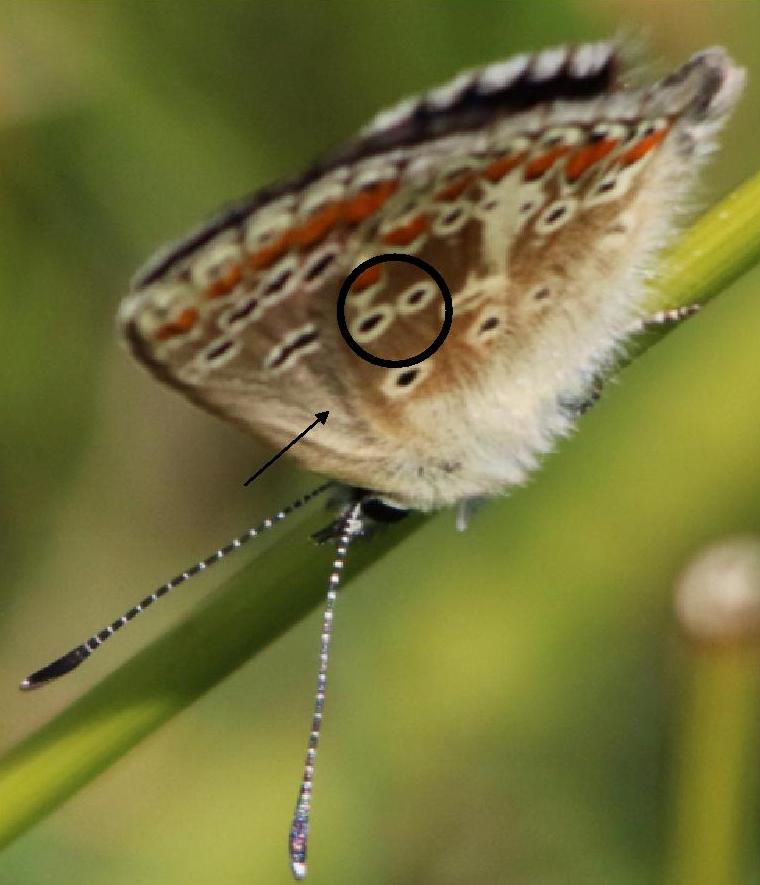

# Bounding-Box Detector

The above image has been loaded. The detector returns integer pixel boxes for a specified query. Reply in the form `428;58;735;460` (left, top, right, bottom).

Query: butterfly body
120;43;744;510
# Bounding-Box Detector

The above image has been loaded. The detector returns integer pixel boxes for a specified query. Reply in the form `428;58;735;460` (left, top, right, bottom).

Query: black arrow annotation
243;412;329;487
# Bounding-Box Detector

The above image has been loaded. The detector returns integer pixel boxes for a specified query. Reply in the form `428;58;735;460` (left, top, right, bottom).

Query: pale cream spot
466;304;507;346
199;336;242;370
300;244;341;291
381;361;433;398
244;195;297;251
349;305;395;345
189;230;241;288
397;280;439;316
539;126;583;147
254;253;300;310
534;197;578;235
143;280;193;313
431;201;472;237
584;163;642;208
300;178;346;217
262;322;320;374
218;295;261;332
353;163;398;192
133;308;164;339
488;130;532;157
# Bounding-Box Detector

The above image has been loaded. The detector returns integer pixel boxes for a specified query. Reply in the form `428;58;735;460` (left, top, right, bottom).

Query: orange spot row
434;172;476;202
523;144;572;182
619;126;670;167
240;180;401;280
157;180;402;341
155;307;200;341
483;152;527;183
343;179;399;223
351;265;382;292
382;213;429;247
207;263;243;299
565;138;620;182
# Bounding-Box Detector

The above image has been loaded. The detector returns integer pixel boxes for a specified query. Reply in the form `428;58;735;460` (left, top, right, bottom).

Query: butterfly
22;41;745;879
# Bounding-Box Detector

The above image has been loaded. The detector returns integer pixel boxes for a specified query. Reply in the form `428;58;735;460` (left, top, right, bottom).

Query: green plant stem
2;169;760;851
667;645;760;885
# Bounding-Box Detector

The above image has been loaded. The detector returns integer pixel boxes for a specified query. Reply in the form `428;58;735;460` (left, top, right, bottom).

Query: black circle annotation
336;253;453;369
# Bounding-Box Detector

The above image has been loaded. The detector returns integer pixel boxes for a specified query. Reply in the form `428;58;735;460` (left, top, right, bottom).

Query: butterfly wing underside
120;42;744;507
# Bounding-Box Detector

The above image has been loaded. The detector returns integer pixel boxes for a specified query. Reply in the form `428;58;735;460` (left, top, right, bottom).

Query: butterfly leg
572;304;703;418
312;488;408;543
627;303;702;335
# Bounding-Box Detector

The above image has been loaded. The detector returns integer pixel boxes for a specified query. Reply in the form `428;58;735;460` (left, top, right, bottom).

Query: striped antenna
19;482;332;691
289;501;364;880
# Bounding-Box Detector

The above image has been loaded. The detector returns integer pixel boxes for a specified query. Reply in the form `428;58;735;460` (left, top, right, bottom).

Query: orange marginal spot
523;145;572;181
351;264;382;292
382;213;429;247
247;230;293;271
482;152;527;183
342;179;399;223
565;138;620;182
294;202;343;248
155;306;200;341
206;262;243;299
620;126;670;167
434;172;476;202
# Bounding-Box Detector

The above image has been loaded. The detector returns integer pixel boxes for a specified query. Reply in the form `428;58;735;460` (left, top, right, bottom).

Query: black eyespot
263;268;292;297
479;316;500;334
358;313;384;334
520;201;535;213
597;178;616;194
228;298;258;323
443;207;463;225
305;252;336;283
206;339;234;361
542;205;567;225
407;287;427;305
267;330;318;370
396;369;419;387
534;286;551;301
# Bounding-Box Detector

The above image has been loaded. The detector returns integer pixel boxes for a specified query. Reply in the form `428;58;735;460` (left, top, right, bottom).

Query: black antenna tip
315;411;329;425
19;645;91;691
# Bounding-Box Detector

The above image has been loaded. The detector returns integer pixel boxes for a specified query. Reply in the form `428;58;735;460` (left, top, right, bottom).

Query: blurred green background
2;2;760;883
